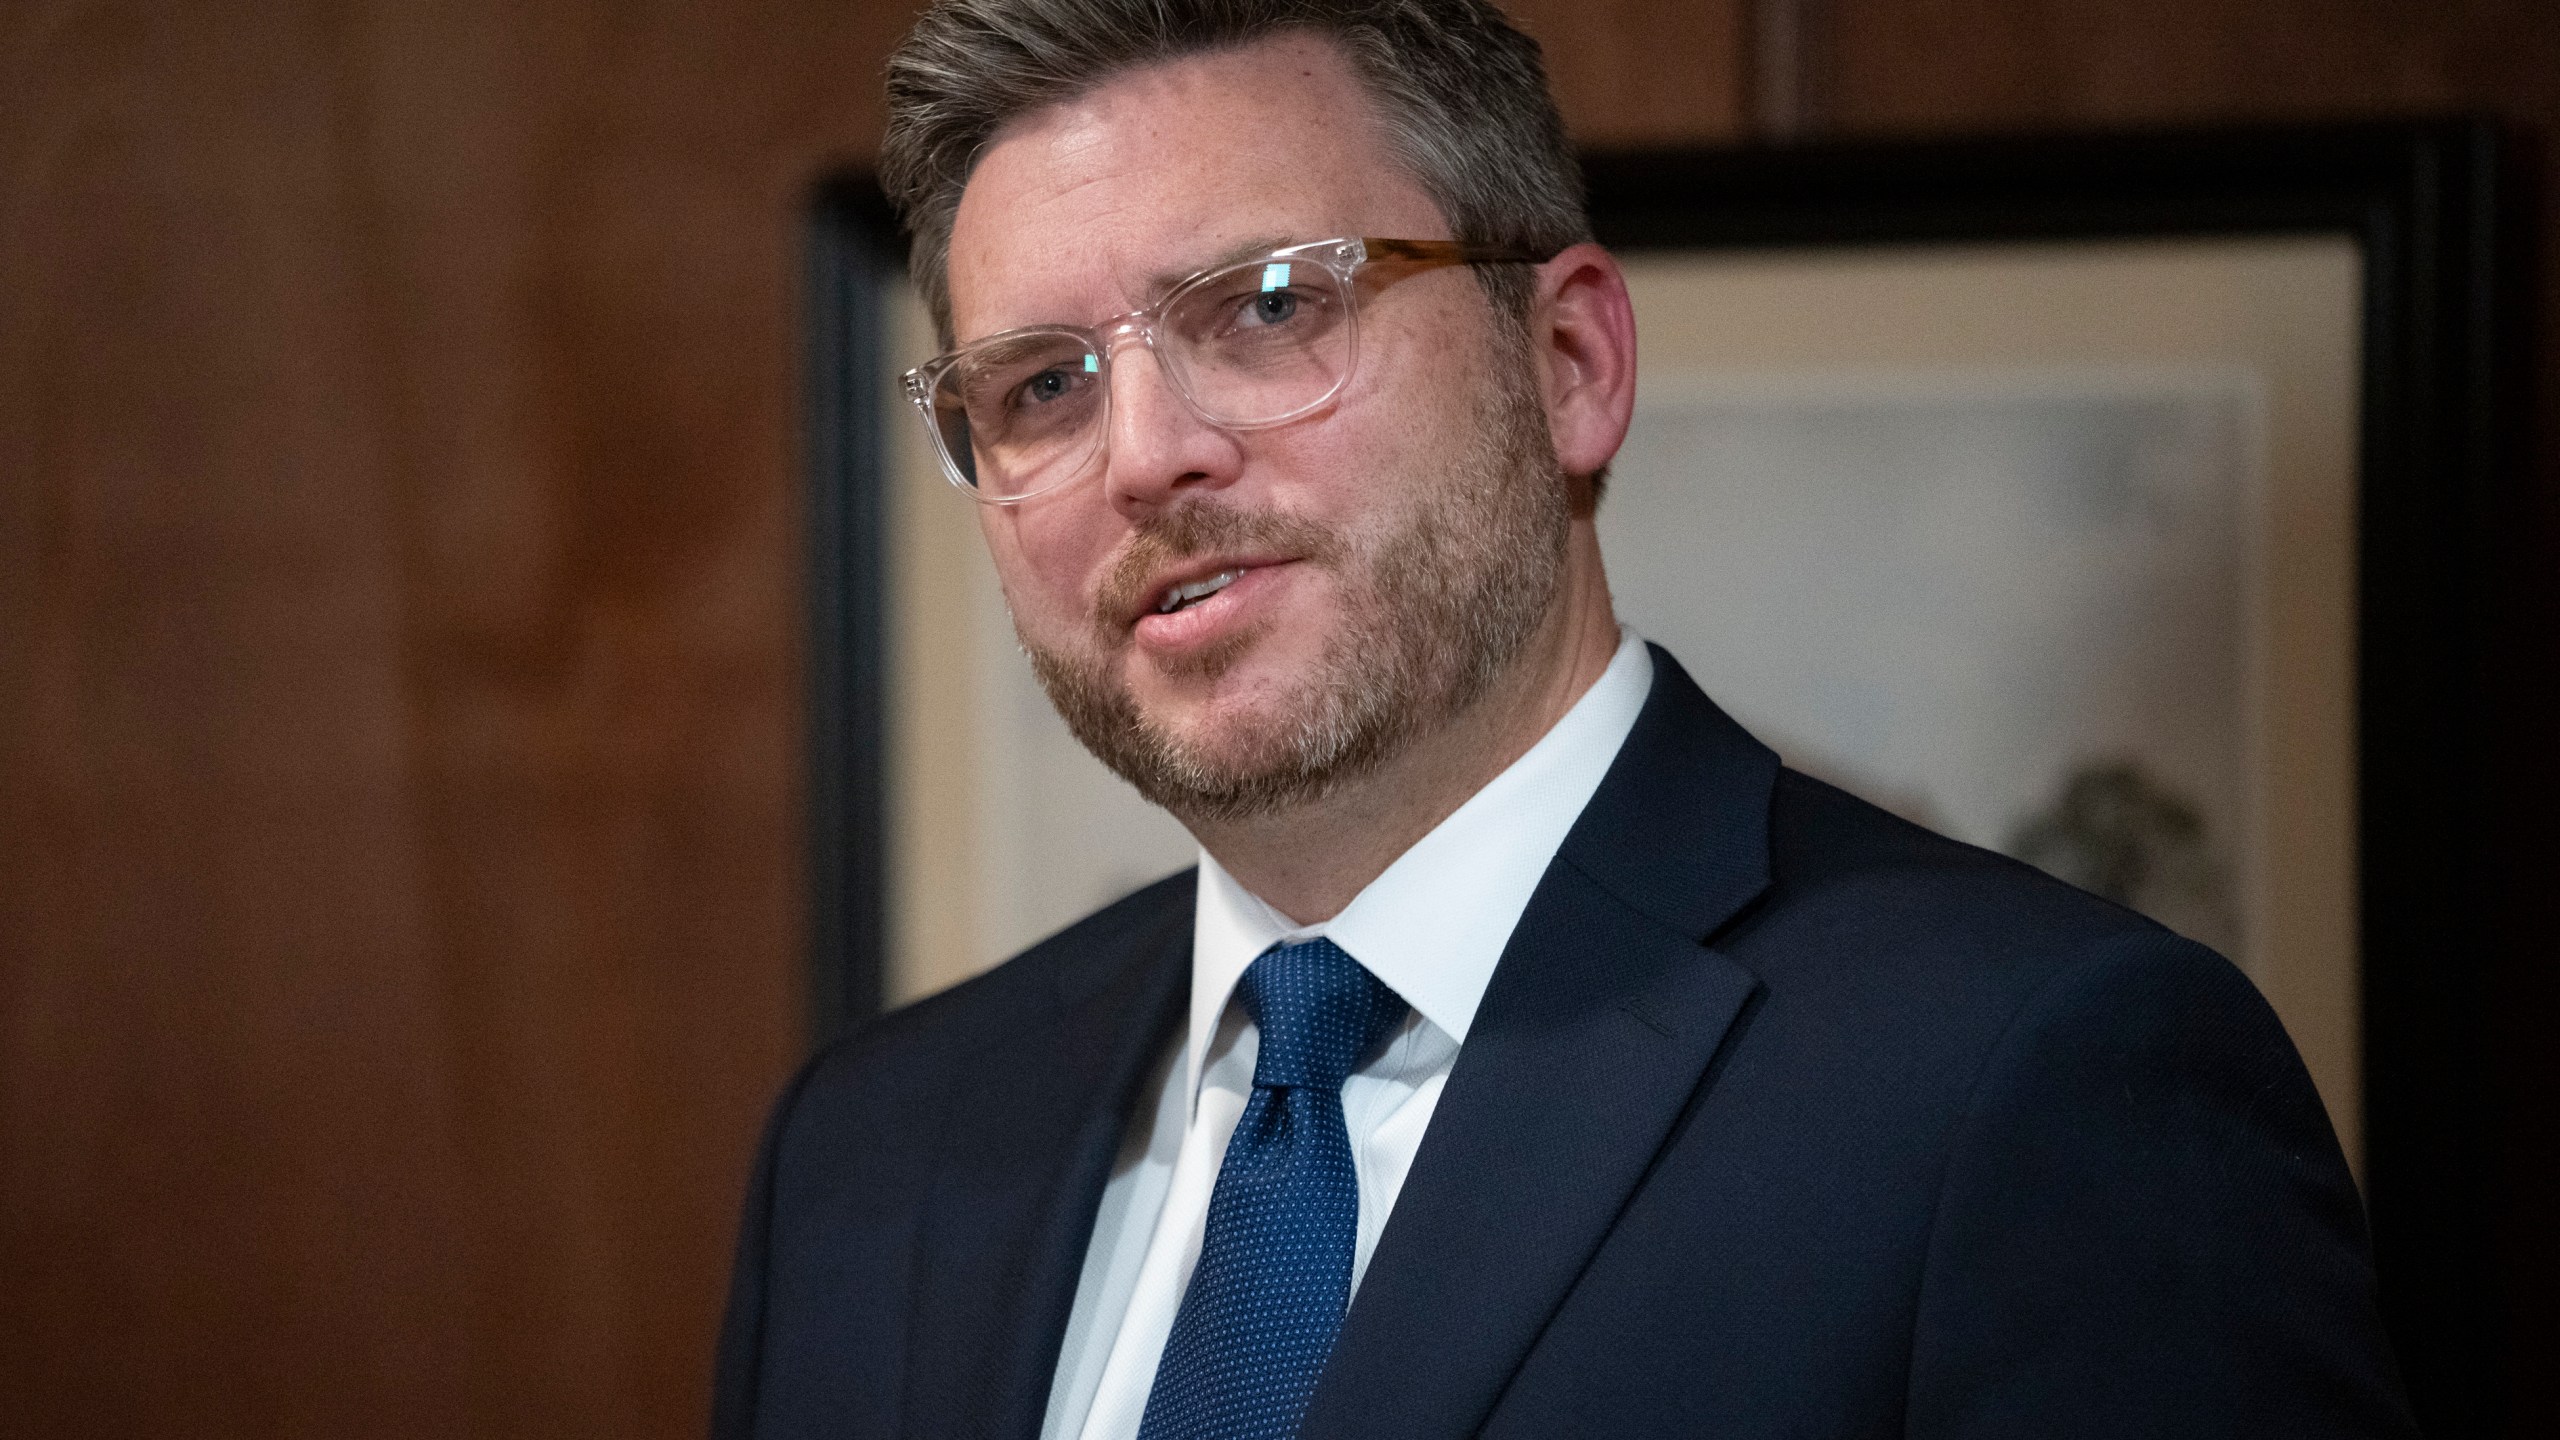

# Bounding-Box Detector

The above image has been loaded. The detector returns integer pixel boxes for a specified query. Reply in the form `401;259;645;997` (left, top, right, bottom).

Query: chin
1129;652;1310;746
1126;618;1310;700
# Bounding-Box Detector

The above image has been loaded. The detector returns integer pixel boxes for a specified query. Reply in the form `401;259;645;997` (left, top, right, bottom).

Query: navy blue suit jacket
715;648;2412;1438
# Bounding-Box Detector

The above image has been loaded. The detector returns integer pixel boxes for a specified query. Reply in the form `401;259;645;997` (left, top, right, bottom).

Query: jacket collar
1300;645;1779;1440
1556;642;1776;941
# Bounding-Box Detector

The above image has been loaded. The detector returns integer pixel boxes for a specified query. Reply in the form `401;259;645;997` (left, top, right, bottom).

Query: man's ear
1529;242;1638;512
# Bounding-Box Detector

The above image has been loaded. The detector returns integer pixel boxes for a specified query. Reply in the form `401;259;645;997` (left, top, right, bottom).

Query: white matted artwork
1610;367;2259;958
879;236;2363;1164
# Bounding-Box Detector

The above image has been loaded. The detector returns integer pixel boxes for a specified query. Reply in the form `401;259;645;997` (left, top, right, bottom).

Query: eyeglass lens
927;255;1355;500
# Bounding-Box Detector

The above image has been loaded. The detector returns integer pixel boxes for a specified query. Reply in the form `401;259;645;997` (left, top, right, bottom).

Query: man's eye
1012;367;1088;408
1241;289;1301;327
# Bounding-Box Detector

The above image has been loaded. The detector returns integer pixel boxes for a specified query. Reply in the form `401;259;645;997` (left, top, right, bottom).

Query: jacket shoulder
780;868;1196;1148
713;869;1195;1437
1729;766;2291;1131
1753;765;2183;985
1705;773;2401;1435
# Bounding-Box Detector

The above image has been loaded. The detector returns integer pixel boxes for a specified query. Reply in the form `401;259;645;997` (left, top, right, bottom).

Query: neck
1185;520;1621;924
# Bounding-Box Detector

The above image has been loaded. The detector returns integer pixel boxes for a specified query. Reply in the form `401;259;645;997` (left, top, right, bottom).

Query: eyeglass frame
899;235;1553;504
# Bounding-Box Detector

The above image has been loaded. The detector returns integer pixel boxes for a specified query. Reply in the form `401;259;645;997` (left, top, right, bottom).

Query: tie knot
1237;937;1407;1092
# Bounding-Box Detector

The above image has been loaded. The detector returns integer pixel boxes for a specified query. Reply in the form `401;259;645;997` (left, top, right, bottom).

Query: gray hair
880;0;1591;344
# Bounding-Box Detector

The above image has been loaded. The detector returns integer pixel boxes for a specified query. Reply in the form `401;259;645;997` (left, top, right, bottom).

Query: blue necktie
1135;938;1408;1440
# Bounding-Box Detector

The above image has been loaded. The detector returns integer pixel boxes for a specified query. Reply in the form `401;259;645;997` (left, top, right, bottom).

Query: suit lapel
1301;649;1780;1440
901;880;1193;1440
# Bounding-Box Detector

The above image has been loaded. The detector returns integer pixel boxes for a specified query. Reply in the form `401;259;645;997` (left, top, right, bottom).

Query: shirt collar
1185;628;1654;1111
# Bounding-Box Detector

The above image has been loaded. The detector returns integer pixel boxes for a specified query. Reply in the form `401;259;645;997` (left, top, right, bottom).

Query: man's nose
1098;336;1245;517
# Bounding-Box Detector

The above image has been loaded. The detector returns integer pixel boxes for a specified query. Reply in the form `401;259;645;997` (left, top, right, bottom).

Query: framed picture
805;120;2514;1428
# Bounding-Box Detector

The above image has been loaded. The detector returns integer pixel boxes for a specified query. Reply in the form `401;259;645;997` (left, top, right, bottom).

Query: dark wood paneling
0;1;919;1434
1512;0;1752;144
1821;0;2557;135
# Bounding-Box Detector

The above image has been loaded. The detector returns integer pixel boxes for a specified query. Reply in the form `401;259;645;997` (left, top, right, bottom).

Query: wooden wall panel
1511;0;1751;144
1819;0;2555;132
0;7;474;1432
0;0;913;1434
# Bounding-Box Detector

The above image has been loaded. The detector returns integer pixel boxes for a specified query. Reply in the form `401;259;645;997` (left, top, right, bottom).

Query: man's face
944;33;1570;821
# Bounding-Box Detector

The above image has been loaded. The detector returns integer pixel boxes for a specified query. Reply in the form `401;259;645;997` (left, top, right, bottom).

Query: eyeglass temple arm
1359;237;1557;267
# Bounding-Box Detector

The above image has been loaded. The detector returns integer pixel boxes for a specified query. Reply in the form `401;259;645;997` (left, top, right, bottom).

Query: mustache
1094;502;1345;628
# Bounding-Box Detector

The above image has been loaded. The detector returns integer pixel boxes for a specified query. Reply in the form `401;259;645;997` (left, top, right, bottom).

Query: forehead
945;33;1449;341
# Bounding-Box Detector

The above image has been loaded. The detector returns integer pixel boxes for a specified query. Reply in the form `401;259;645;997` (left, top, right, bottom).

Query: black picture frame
804;118;2520;1434
805;177;904;1041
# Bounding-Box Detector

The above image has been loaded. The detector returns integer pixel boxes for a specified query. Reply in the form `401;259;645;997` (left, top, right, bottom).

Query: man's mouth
1155;568;1246;615
1120;556;1297;653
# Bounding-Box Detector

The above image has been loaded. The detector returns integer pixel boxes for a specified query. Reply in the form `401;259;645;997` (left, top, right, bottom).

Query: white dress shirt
1038;630;1655;1440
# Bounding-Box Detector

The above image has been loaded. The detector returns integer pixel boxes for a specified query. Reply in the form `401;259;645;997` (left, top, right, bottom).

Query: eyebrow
1142;234;1299;297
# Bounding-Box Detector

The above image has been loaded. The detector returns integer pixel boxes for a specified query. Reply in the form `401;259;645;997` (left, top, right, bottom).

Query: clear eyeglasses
900;236;1547;503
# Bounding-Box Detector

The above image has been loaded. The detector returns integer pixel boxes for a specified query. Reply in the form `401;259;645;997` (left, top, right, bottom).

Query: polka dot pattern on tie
1135;938;1407;1440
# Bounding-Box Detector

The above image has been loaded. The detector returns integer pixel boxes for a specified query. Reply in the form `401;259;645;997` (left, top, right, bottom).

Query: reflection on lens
1164;259;1352;423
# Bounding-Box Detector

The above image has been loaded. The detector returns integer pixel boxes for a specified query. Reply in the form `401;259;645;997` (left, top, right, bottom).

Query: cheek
1337;300;1500;457
980;501;1119;636
1290;356;1479;516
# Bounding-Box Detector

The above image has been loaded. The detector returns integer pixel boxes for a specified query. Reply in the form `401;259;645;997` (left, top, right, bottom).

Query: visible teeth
1157;569;1243;613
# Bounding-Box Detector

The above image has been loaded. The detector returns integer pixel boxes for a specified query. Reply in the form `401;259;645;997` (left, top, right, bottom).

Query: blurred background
3;2;2555;1436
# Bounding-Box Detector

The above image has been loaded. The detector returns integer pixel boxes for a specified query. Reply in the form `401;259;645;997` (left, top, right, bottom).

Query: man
715;2;2413;1435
